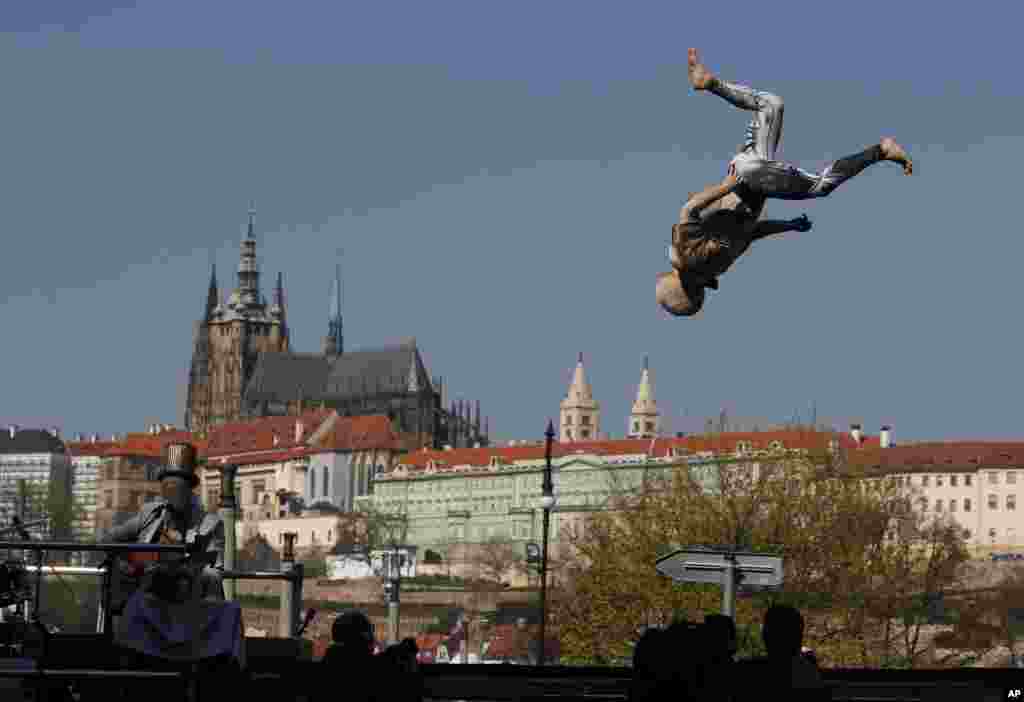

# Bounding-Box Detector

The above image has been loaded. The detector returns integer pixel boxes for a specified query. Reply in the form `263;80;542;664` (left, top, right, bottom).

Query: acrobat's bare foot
880;137;913;175
688;48;717;92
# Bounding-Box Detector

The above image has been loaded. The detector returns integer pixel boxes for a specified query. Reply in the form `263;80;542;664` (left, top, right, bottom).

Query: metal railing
0;658;1022;701
1;540;307;639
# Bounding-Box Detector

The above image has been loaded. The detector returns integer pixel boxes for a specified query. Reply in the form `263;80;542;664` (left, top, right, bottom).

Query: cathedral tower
184;204;289;432
322;263;343;356
627;356;660;438
559;352;600;442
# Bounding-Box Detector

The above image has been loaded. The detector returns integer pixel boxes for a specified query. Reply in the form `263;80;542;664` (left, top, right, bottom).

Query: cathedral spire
205;264;218;320
246;200;256;240
628;355;660;438
322;262;344;357
237;201;261;307
274;272;286;318
560;352;600;442
329;262;343;354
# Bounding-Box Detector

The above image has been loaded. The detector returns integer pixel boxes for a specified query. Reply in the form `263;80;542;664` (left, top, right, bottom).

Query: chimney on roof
51;426;60;439
880;425;893;449
474;442;481;449
8;425;17;439
850;423;863;445
295;420;304;444
91;434;98;443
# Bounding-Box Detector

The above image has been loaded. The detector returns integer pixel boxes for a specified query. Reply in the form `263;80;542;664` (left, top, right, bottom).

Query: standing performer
656;50;914;317
105;443;244;672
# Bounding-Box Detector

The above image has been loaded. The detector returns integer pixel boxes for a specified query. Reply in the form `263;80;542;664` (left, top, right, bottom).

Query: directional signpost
655;547;784;618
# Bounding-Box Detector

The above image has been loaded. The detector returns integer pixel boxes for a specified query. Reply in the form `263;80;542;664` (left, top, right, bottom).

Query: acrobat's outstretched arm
680;174;740;222
751;214;812;241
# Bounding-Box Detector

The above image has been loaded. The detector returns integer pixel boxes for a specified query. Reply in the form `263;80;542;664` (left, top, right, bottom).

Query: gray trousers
714;80;883;200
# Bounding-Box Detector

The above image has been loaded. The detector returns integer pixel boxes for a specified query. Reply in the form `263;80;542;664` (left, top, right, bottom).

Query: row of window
921;494;1018;511
563;415;592;426
906;471;1020;488
215;325;273;337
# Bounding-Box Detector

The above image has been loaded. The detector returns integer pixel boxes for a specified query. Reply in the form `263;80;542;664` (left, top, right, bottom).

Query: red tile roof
66;412;399;467
202;409;333;458
851;442;1024;472
201;413;399;467
204;447;319;468
312;415;402;452
66;432;203;459
397;430;873;471
66;441;120;457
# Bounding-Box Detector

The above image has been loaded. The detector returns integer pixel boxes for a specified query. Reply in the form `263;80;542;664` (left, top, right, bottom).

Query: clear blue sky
1;1;1020;443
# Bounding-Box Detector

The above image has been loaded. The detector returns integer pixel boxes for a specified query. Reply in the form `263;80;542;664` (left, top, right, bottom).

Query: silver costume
714;80;884;202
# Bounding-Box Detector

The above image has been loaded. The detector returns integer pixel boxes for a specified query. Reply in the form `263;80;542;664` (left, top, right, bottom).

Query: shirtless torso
657;175;810;316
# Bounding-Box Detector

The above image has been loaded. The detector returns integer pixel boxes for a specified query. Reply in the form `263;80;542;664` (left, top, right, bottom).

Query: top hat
157;442;200;488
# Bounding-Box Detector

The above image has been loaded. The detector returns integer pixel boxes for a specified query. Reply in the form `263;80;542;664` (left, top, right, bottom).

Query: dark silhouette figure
629;628;668;702
739;605;827;701
704;614;738;664
701;614;739;701
320;611;382;702
629;621;707;702
379;638;423;701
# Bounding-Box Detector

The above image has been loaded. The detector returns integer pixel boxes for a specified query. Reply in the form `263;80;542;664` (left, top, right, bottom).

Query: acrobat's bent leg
688;48;784;162
734;142;908;201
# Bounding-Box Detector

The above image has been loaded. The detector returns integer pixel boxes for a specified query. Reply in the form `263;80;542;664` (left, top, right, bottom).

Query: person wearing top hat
106;442;245;674
105;442;225;602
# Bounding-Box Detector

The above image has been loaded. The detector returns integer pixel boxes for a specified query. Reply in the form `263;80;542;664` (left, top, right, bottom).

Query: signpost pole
655;547;783;619
722;552;736;618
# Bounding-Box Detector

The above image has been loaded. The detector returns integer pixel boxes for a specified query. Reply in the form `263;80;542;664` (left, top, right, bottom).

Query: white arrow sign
655;548;784;617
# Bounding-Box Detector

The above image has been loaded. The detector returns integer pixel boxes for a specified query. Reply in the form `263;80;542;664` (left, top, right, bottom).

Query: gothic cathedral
185;206;489;450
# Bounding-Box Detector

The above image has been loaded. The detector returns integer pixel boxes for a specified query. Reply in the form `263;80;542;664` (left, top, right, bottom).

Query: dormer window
768;440;783;451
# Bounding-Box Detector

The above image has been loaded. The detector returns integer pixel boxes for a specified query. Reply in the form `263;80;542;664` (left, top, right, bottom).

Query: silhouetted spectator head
332;611;374;652
630;628;672;702
383;637;419;673
704;614;737;663
665;618;702;651
632;627;665;677
762;605;804;658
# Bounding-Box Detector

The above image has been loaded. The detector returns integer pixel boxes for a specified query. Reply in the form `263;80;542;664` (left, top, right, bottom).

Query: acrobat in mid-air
656;48;914;317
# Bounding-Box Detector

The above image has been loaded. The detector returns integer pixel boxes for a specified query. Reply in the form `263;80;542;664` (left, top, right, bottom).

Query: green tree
555;444;975;668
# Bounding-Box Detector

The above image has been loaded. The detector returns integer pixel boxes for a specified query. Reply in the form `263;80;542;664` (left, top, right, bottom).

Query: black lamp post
537;419;556;666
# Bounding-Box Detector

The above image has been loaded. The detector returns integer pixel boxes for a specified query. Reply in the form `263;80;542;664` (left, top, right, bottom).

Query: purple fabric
114;591;245;664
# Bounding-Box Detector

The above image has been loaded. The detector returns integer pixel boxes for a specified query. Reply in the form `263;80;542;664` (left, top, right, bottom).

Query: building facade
198;409;406;553
358;429;877;579
0;426;72;539
854;441;1024;554
67;437;114;540
184;206;488;450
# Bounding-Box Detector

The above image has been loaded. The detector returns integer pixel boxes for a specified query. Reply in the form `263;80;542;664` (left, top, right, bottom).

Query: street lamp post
383;545;402;645
537;420;556;666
